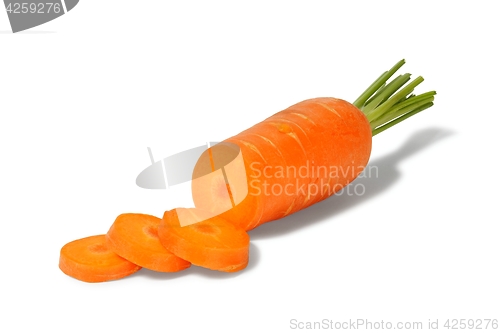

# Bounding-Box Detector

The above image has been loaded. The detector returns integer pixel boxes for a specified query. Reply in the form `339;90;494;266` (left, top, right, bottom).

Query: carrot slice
158;208;250;272
106;213;191;272
59;235;141;283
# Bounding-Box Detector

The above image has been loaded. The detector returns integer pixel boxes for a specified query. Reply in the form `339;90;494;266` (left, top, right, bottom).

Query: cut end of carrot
191;142;255;229
87;243;108;253
191;223;220;235
158;208;250;273
192;140;264;231
106;213;191;273
59;235;141;283
143;225;159;239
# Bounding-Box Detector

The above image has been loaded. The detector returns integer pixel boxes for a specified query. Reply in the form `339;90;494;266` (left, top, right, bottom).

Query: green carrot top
353;59;436;136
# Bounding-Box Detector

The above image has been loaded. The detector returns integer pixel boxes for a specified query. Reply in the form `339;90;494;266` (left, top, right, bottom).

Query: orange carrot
106;213;191;272
158;208;250;272
191;97;372;231
191;59;436;231
59;235;141;283
59;60;435;281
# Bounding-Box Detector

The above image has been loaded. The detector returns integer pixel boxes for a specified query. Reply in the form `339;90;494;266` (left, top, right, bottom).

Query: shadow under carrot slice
59;235;141;283
106;213;191;273
158;208;250;273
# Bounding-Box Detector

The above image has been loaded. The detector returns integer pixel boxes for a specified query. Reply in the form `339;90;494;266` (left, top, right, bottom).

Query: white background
1;1;499;332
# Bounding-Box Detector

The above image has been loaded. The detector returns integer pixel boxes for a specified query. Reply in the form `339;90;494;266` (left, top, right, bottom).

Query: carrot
59;59;435;281
158;208;250;272
106;213;191;272
191;59;436;231
59;235;141;283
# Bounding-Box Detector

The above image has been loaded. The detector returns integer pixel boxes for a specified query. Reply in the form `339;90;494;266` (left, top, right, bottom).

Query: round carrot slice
59;235;141;283
158;208;250;273
106;213;191;272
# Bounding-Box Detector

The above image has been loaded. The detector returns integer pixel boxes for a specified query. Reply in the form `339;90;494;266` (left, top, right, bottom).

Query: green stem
370;93;435;129
352;60;436;136
352;59;405;109
372;102;434;136
362;74;411;115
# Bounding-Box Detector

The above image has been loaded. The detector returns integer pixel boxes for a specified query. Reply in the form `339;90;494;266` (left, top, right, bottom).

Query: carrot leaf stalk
353;59;436;136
